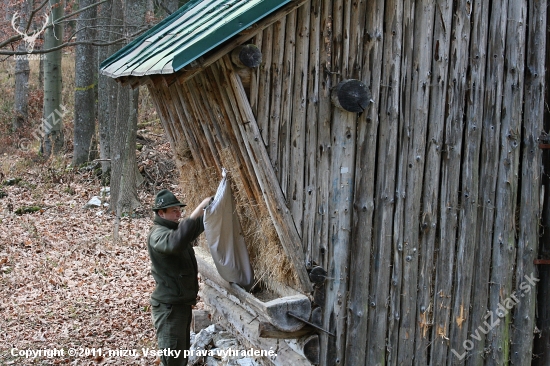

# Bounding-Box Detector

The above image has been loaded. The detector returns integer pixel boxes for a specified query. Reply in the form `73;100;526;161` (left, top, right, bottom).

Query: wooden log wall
239;0;546;365
143;0;548;364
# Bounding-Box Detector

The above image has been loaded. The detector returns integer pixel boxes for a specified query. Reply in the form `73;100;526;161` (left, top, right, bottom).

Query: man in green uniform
148;189;212;366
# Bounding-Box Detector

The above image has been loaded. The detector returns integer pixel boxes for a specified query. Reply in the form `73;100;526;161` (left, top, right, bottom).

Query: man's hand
189;196;213;219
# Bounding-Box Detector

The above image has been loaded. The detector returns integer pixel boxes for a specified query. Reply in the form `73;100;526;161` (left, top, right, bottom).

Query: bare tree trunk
73;0;97;166
110;80;130;215
97;0;112;174
13;0;31;132
112;0;147;239
42;0;64;157
106;0;124;208
38;47;44;89
112;81;130;239
116;88;140;224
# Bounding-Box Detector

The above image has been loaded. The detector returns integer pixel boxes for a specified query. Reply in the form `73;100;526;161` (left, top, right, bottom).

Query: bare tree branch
0;26;149;55
24;0;50;34
0;0;115;53
55;0;108;25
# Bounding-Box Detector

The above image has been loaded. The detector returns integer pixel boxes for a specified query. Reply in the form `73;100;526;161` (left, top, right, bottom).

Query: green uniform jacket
147;214;204;305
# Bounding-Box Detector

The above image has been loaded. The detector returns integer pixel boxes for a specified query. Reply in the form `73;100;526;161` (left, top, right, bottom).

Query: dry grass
177;145;298;293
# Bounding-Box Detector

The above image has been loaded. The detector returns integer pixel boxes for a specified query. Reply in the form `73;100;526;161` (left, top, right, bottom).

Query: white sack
203;170;254;290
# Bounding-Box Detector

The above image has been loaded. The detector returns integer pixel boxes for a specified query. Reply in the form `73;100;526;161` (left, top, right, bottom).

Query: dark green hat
153;189;186;211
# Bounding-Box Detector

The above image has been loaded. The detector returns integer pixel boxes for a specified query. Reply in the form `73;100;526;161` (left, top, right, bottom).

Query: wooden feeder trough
194;246;319;365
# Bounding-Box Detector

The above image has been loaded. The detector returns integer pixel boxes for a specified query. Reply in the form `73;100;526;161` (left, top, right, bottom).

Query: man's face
158;207;182;223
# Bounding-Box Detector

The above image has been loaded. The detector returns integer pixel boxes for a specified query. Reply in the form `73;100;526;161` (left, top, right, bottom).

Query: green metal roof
100;0;289;78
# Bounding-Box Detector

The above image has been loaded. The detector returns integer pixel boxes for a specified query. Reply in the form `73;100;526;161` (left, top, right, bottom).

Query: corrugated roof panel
101;40;153;77
100;0;290;78
129;0;247;76
138;0;257;75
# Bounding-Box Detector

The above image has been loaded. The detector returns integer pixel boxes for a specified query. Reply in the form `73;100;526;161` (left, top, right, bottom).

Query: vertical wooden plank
396;0;435;363
316;1;333;362
390;0;416;365
467;0;508;364
160;82;193;153
191;75;227;157
344;0;365;80
330;0;344;93
153;79;196;166
375;0;404;364
323;112;355;366
487;0;526;364
450;0;489;362
430;1;470;364
289;4;310;237
303;0;320;269
257;26;273;146
344;0;382;364
269;18;286;171
445;0;482;363
512;1;546;364
249;33;262;119
321;0;352;363
279;10;297;200
313;0;333;273
342;1;370;365
412;0;452;363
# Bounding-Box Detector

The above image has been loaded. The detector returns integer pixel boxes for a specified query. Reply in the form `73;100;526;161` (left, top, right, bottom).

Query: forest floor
0;53;258;366
0;124;195;365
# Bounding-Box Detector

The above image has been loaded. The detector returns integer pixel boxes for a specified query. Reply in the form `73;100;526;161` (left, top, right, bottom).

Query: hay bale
179;148;298;292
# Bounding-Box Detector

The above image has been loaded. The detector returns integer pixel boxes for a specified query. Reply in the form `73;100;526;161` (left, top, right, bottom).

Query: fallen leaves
0;157;165;365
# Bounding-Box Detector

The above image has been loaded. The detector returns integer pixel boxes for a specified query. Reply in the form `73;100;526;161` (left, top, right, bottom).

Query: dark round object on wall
331;79;371;113
309;266;328;284
231;44;263;68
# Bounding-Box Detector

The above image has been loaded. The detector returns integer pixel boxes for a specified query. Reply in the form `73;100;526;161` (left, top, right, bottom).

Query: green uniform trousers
151;302;192;366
